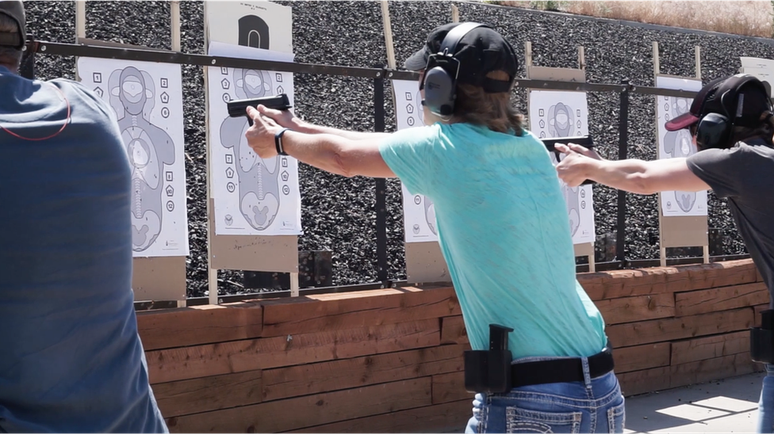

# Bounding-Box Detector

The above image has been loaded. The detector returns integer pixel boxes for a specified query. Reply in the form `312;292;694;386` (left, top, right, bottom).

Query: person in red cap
245;22;624;434
0;1;167;432
556;73;774;433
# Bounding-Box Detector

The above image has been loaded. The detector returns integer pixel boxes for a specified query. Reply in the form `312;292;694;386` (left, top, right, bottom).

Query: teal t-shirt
380;122;607;359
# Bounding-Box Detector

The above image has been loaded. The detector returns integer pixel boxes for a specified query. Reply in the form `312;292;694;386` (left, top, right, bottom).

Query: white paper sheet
528;90;596;245
204;0;293;53
206;43;302;236
391;79;439;243
76;57;190;257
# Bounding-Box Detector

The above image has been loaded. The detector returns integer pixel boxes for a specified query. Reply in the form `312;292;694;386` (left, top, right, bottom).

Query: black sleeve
685;147;750;199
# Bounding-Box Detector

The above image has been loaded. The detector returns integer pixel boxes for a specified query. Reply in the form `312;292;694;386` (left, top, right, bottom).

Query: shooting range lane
23;1;771;297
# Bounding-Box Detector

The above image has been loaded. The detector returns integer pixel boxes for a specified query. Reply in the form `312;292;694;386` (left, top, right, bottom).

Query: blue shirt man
0;2;167;430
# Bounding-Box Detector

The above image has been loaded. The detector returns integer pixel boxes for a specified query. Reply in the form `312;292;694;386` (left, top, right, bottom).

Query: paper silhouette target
547;102;575;137
528;90;596;245
205;0;292;53
218;68;280;231
655;76;708;217
77;58;190;257
207;43;301;236
392;79;438;243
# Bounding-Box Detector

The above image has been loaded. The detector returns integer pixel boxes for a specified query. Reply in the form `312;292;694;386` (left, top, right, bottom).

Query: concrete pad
624;371;766;433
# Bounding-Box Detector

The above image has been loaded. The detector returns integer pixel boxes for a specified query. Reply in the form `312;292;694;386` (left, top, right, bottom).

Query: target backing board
655;76;707;217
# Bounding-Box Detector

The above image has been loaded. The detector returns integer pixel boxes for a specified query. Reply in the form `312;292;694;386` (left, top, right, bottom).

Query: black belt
510;346;615;389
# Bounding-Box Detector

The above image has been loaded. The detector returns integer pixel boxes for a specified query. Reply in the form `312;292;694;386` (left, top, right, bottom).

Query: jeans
465;355;625;433
758;364;774;433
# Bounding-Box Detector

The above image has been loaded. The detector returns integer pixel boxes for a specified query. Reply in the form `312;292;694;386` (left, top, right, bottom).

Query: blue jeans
758;364;774;433
465;356;625;433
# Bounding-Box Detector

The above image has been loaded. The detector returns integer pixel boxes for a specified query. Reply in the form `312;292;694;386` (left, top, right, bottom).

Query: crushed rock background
21;1;774;297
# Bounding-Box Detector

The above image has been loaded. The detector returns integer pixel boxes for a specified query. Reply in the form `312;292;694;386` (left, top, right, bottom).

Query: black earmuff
696;112;731;149
422;22;487;119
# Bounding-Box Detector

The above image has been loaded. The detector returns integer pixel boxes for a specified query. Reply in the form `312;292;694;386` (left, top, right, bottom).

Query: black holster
751;309;774;364
464;324;513;394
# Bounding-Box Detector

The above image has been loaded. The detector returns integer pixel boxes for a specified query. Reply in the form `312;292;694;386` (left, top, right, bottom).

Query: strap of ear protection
437;22;487;59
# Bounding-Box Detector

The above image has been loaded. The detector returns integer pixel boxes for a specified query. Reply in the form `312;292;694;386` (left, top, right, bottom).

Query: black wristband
275;128;291;156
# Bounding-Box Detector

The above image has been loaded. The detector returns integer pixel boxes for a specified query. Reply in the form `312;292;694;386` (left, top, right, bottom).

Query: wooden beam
431;371;469;404
166;378;433;433
579;259;759;300
136;303;262;351
595;293;674;325
440;315;469;345
612;342;670;374
670;352;759;389
670;331;750;365
295;399;472;434
617;366;671;397
153;370;262;418
605;307;754;347
675;282;769;316
261;344;465;401
259;286;459;337
146;318;441;384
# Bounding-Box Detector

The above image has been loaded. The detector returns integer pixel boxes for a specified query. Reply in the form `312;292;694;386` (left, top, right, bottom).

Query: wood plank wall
136;260;768;433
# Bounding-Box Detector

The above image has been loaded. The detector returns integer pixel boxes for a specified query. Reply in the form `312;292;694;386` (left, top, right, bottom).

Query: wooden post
171;1;181;52
380;1;396;70
695;46;702;80
451;4;460;23
169;0;185;307
695;46;709;264
75;0;86;42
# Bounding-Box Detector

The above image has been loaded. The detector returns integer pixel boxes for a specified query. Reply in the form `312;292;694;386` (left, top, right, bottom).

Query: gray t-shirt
0;67;167;432
687;139;774;306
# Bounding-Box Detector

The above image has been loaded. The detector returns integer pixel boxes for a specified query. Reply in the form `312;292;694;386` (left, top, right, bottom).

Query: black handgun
541;135;595;186
227;94;292;126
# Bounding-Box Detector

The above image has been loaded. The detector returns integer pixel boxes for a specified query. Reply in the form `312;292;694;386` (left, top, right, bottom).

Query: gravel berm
20;1;774;297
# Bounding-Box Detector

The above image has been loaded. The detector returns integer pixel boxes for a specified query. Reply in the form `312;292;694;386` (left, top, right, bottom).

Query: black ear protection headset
696;74;772;149
421;22;487;119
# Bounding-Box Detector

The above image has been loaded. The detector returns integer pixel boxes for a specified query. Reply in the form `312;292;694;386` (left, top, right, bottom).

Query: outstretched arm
258;106;392;141
244;105;395;179
555;142;710;194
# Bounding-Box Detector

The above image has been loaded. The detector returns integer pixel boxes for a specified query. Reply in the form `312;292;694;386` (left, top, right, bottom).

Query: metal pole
615;79;630;268
374;68;388;284
19;41;35;79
